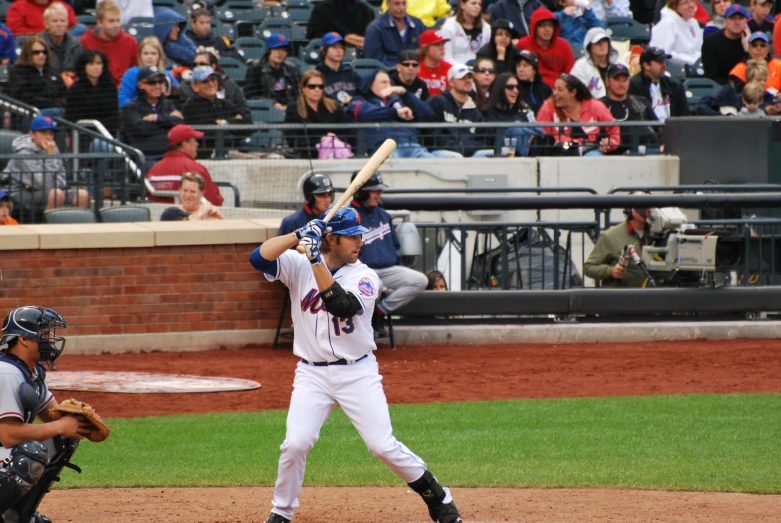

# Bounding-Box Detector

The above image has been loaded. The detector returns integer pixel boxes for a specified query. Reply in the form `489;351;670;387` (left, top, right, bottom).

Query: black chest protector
0;351;48;424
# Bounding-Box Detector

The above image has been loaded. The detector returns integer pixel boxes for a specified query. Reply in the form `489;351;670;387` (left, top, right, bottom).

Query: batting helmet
351;171;388;203
302;173;334;207
323;207;369;236
1;306;67;364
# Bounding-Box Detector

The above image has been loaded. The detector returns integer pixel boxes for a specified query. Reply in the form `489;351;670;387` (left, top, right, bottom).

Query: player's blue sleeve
249;247;278;276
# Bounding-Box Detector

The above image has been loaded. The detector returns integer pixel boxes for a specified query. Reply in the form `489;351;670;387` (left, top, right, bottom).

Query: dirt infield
40;339;781;522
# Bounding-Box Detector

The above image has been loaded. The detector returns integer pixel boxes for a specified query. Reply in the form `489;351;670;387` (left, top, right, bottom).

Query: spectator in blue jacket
364;0;425;68
486;0;543;38
316;32;363;105
349;172;428;337
554;0;604;47
0;22;15;64
153;7;197;67
346;67;463;157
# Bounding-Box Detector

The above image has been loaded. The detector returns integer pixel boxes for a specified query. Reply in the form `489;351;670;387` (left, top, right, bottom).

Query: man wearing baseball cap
729;32;781;94
390;49;430;101
628;47;689;122
418;29;452;96
364;0;425;67
120;65;184;166
245;33;301;110
600;63;661;155
427;64;492;157
315;32;362;104
702;4;749;85
144;124;224;206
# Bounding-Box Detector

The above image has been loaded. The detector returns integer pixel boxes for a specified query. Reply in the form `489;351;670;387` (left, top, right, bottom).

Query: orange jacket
729;58;781;93
0;215;19;225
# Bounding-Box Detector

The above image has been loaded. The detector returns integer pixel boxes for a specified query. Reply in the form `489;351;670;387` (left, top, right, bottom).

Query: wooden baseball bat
296;138;397;254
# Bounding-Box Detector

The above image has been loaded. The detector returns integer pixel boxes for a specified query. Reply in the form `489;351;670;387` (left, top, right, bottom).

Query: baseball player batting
250;207;463;523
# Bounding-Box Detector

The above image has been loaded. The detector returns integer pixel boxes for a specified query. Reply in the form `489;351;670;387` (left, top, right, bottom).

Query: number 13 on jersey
332;317;355;336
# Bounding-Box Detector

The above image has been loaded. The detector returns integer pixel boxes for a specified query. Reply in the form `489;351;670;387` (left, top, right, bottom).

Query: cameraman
584;191;651;287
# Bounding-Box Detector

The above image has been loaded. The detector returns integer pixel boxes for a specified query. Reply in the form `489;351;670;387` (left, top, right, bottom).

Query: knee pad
0;441;50;514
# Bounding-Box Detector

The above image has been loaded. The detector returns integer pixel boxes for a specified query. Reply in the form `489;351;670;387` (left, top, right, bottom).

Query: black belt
301;354;368;366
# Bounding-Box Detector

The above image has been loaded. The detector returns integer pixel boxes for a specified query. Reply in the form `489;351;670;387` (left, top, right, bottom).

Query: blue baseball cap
321;32;344;47
323;207;369;235
160;207;192;221
265;33;292;49
30;116;56;132
749;31;769;44
191;65;219;82
0;189;9;201
138;66;165;83
724;4;749;18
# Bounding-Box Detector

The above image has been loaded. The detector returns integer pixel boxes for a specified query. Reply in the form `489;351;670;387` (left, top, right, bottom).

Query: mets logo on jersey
358;277;375;297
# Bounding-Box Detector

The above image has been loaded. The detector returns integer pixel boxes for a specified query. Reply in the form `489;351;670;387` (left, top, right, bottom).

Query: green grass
61;394;781;493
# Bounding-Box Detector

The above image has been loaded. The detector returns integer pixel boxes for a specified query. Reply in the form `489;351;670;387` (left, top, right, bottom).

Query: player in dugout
349;171;427;337
278;173;335;236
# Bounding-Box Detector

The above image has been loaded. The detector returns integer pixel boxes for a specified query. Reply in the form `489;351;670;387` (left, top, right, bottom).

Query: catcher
0;306;110;523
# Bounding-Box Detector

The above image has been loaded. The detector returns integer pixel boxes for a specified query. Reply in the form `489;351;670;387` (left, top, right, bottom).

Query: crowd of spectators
2;0;781;223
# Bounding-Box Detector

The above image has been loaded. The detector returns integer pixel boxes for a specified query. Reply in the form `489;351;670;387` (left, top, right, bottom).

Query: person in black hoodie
315;32;363;105
476;18;521;74
284;69;349;158
9;37;67;112
120;66;184;167
244;33;301;110
427;64;493;157
483;72;544;156
628;46;690;122
514;49;552;116
305;0;376;48
64;50;120;136
389;49;430;101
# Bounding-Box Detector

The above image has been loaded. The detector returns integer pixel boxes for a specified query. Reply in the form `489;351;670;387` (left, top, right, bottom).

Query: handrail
608;184;781;194
74;119;144;182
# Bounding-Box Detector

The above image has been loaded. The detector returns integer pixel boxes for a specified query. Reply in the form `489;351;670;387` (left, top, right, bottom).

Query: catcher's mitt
48;399;112;442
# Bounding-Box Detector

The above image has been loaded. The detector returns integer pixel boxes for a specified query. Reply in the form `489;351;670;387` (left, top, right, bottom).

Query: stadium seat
234;37;266;62
44;208;97;224
289;56;312;74
300;38;321;65
571;44;585;60
125;17;155;40
245;128;284;151
684;77;722;110
0;3;8;24
76;14;96;27
686;58;705;78
0;130;22;171
666;60;686;79
605;17;651;44
351;58;389;77
218;57;248;85
286;0;314;25
432;17;447;30
216;0;257;23
99;206;151;223
257;18;307;43
248;99;285;122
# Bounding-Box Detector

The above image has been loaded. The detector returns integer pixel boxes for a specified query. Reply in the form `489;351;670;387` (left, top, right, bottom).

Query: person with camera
583;191;652;287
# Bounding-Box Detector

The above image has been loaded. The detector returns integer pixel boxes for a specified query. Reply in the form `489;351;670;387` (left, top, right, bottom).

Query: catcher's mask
1;306;67;369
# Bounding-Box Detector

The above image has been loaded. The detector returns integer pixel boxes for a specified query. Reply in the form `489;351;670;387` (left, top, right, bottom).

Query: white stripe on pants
270;353;427;519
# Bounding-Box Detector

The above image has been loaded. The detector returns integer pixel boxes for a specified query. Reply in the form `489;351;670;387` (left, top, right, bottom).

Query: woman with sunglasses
536;73;619;155
472;57;497;111
8;37;67;113
440;0;491;65
118;36;180;107
284;69;349;159
483;72;544;156
476;19;520;75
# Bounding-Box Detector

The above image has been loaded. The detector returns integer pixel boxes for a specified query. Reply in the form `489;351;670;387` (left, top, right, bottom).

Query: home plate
46;371;261;393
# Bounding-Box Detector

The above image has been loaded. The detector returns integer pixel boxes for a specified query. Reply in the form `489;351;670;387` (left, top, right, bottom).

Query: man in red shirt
145;124;225;207
417;29;452;96
80;0;139;85
516;8;575;88
7;0;77;36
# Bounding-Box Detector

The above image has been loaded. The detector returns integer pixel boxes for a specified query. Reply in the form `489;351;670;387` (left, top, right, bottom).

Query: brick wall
0;243;285;336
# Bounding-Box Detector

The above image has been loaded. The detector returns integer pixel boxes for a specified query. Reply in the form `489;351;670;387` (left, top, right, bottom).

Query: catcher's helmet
302;173;334;207
351;171;388;203
1;306;67;365
323;207;369;236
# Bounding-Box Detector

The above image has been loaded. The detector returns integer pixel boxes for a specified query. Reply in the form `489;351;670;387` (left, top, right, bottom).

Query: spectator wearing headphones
583;191;652;287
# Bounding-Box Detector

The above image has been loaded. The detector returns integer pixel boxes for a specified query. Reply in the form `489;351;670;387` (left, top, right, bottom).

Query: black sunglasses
306;83;325;89
475;67;496;74
400;61;419;67
145;79;166;85
505;84;519;90
32;49;47;55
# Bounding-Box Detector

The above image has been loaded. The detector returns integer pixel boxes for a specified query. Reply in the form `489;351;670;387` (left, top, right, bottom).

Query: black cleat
371;309;388;338
428;488;463;523
264;513;291;523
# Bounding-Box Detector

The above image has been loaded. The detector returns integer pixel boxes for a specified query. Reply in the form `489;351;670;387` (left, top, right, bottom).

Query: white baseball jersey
266;251;379;362
0;360;55;461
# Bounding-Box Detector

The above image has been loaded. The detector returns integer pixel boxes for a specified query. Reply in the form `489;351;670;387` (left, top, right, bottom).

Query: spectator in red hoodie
80;0;139;85
7;0;78;36
516;8;575;88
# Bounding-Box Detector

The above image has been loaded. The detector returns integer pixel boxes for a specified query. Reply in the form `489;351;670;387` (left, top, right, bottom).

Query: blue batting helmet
1;306;67;365
322;207;369;236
